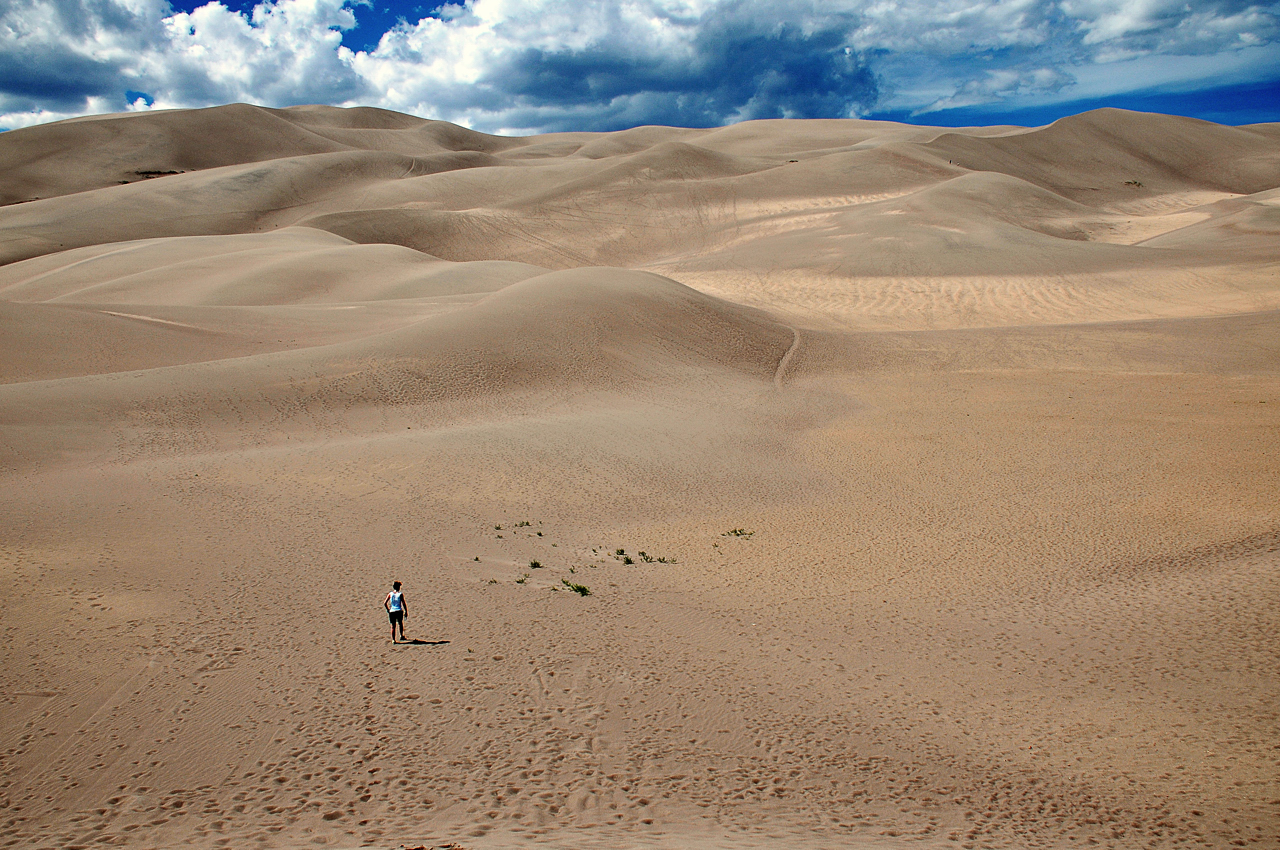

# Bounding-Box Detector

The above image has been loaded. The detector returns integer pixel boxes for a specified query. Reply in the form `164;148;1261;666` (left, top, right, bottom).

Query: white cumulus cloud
2;0;1278;131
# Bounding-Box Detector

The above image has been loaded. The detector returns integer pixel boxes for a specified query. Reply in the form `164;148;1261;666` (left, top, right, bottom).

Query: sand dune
923;108;1280;199
0;103;519;207
1;105;1277;850
1139;187;1280;256
0;228;546;306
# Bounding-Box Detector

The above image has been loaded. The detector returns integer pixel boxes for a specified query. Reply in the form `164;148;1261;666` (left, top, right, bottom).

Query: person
384;581;407;643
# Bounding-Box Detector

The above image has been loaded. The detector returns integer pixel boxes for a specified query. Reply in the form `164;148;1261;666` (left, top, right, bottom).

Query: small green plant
723;528;754;538
638;551;655;563
495;524;503;530
515;521;531;528
1124;180;1143;187
622;555;634;565
487;578;499;584
529;559;543;569
656;556;676;564
561;579;591;596
615;548;626;556
515;574;529;585
474;556;480;561
569;566;576;574
536;531;543;537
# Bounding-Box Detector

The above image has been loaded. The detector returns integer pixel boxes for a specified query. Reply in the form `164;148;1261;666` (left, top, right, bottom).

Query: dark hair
392;581;401;590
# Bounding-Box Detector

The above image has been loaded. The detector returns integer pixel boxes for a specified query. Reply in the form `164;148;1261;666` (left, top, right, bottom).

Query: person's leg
389;612;398;643
398;615;406;641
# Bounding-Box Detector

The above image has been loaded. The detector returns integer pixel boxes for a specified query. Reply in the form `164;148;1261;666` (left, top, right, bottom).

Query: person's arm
401;595;407;618
384;592;391;612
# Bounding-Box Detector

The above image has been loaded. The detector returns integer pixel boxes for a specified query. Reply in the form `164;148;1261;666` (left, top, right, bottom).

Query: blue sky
3;0;1279;132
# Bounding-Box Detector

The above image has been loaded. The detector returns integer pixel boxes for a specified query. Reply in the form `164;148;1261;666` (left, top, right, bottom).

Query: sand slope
1;105;1278;850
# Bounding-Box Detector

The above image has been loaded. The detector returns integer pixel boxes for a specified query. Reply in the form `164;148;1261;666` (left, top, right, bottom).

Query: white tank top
388;591;404;612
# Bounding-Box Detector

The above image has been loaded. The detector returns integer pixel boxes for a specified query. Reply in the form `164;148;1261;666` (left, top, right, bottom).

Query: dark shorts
388;610;403;626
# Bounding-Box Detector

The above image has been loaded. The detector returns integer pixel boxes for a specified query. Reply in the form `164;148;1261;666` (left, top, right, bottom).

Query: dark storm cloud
0;48;122;107
0;0;165;119
481;20;878;131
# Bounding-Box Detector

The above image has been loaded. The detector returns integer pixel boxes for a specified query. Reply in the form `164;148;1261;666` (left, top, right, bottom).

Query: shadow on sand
397;639;449;646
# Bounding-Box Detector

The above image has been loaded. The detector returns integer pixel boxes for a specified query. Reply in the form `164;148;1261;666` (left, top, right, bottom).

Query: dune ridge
1;105;1277;850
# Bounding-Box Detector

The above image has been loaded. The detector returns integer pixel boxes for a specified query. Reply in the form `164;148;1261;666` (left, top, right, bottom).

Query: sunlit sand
1;105;1277;849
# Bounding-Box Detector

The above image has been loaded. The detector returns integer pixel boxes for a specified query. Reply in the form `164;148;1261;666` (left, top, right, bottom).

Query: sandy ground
1;105;1278;850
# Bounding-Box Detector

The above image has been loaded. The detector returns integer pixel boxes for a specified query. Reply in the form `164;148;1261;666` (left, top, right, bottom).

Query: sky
2;0;1279;133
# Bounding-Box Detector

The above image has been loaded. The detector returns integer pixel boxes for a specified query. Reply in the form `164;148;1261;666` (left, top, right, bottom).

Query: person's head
392;581;401;590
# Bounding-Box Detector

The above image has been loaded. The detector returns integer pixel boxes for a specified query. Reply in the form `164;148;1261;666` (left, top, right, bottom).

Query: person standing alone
384;581;407;643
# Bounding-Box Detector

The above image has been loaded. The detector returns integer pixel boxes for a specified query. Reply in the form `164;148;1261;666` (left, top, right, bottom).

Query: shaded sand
1;106;1278;850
